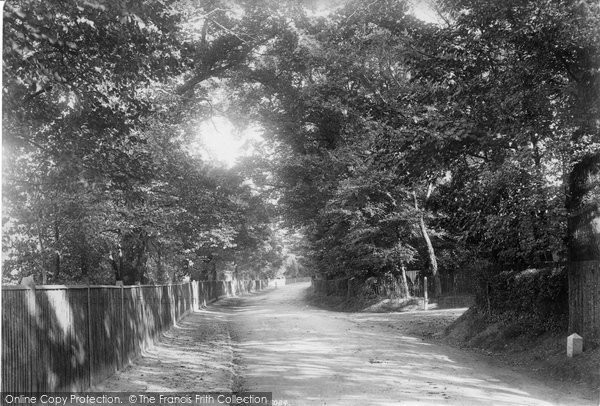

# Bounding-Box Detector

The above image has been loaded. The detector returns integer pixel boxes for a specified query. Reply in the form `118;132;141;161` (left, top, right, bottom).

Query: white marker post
567;333;583;357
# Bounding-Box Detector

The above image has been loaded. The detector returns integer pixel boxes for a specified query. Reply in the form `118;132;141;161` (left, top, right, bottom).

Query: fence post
87;286;93;387
424;277;428;310
120;285;125;369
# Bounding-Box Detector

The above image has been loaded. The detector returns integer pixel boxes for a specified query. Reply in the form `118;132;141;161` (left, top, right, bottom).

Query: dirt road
99;283;597;405
225;283;595;406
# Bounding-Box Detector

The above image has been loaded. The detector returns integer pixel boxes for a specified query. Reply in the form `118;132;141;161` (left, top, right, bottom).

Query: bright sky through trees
305;0;440;22
194;117;263;167
411;2;441;24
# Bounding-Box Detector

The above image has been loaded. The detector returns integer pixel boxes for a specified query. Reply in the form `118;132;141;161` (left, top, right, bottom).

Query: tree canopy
3;0;599;294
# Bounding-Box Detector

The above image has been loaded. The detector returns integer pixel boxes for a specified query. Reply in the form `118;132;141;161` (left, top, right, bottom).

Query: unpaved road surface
96;309;237;392
99;283;598;405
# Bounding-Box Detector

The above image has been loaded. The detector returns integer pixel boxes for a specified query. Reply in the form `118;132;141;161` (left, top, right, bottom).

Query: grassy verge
443;308;600;395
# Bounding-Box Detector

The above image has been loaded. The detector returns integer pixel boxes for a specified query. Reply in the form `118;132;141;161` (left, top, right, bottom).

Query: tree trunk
157;249;164;280
418;215;442;296
53;221;60;281
202;255;218;281
567;155;600;262
209;259;218;281
110;244;125;283
400;265;410;299
36;222;48;285
119;230;149;285
414;189;442;297
565;54;600;342
233;262;240;280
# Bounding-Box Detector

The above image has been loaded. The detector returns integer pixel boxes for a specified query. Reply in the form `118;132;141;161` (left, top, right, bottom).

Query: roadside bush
476;266;568;330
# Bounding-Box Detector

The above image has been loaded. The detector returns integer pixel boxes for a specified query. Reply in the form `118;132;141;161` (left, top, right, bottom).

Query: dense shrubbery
476;266;568;329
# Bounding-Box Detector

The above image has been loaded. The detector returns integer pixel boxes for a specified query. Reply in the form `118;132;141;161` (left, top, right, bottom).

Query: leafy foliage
2;0;290;284
224;0;599;293
3;0;600;307
480;266;568;330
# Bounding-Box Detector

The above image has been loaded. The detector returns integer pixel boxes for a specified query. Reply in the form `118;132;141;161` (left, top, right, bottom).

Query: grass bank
442;307;599;397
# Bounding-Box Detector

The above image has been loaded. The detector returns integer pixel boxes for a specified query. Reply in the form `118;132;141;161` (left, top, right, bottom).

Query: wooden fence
284;276;311;285
311;278;350;297
1;279;268;392
312;273;475;299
